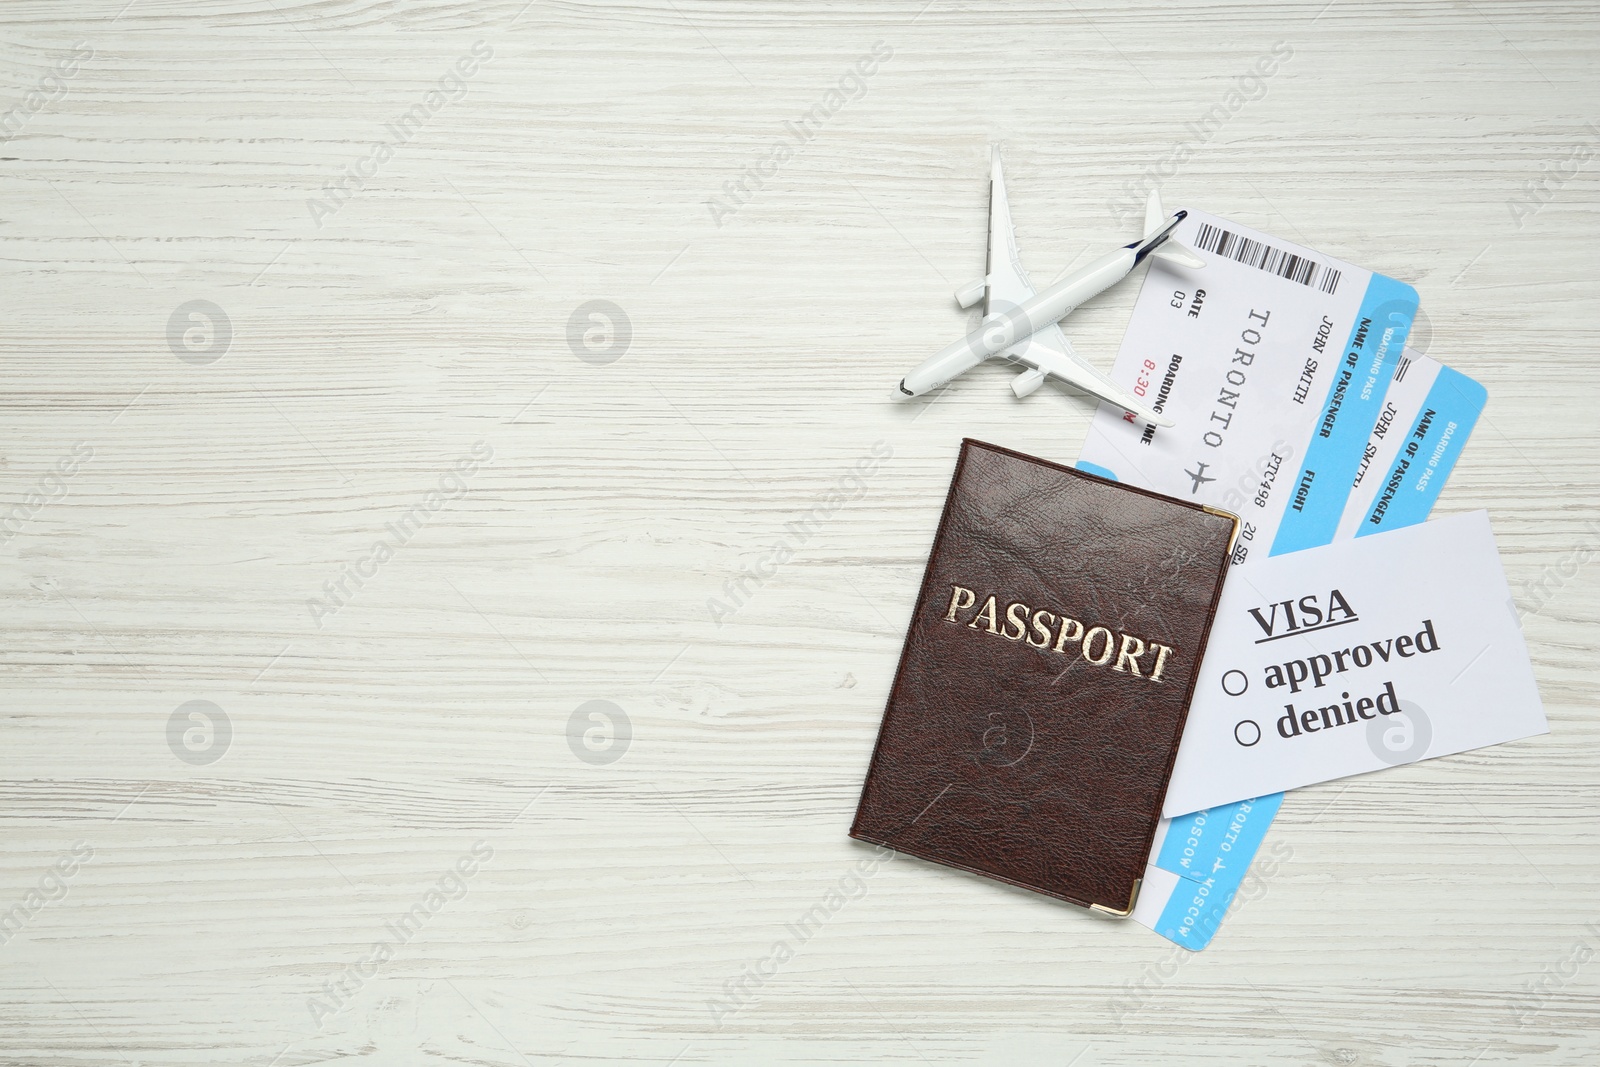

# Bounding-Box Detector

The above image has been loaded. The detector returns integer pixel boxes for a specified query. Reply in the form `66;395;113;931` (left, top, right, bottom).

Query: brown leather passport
850;439;1238;915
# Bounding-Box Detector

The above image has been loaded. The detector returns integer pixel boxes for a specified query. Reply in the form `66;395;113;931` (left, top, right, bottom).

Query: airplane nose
894;379;916;400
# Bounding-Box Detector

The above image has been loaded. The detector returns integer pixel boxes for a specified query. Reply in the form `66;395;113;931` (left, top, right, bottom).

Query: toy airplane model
895;148;1204;427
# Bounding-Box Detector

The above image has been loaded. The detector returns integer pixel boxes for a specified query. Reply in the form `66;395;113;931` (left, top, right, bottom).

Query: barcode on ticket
1195;223;1342;295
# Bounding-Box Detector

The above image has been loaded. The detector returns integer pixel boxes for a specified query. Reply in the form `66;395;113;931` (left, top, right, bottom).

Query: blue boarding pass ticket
1335;352;1487;539
1129;793;1284;948
1075;210;1486;949
1077;207;1419;570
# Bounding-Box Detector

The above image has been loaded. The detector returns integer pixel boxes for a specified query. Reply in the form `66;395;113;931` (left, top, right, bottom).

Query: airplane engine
1011;367;1047;398
954;278;988;309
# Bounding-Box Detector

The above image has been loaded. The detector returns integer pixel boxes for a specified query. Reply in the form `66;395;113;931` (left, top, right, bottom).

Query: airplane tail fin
1141;189;1204;269
1142;190;1166;240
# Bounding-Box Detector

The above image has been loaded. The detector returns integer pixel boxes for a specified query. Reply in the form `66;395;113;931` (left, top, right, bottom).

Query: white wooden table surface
3;1;1597;1064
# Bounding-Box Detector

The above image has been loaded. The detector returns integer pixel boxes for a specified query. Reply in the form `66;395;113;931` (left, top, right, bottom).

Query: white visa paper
1162;510;1546;817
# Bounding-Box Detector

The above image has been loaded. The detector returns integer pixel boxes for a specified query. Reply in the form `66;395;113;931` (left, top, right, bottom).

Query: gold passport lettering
943;585;1175;682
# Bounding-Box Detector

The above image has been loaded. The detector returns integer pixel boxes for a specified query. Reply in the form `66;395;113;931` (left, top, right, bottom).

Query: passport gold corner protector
1202;505;1243;555
1090;878;1142;918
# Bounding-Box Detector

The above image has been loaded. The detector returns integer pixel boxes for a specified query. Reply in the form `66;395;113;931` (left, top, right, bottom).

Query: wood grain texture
2;1;1597;1063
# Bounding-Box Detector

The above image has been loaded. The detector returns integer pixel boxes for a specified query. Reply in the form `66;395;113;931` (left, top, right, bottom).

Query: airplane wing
1006;325;1175;428
974;148;1174;428
982;147;1039;314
